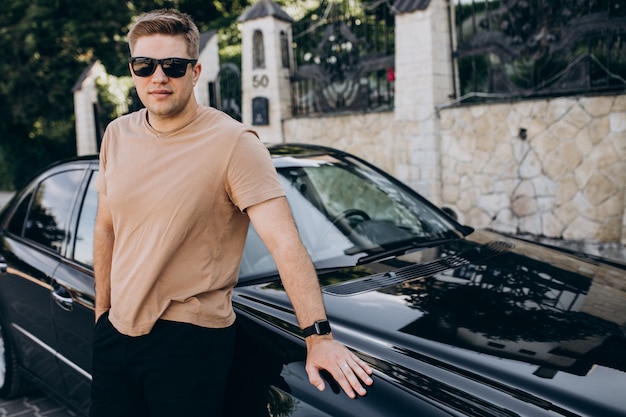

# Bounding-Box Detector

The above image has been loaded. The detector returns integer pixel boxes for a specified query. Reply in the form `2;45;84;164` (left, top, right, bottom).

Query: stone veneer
283;94;626;247
440;95;626;245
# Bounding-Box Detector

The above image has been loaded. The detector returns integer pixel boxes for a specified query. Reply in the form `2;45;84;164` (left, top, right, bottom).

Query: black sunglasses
129;57;198;78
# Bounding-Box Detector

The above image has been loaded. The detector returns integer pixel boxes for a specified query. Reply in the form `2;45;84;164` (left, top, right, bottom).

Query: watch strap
302;320;331;337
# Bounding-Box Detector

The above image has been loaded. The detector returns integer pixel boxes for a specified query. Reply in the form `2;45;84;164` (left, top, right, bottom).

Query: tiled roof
238;0;294;23
393;0;432;14
199;29;217;53
71;61;100;93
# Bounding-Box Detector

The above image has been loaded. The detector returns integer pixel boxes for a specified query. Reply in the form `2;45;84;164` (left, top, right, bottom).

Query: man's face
130;34;201;125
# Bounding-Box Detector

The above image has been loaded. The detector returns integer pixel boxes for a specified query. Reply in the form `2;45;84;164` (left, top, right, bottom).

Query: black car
1;144;625;417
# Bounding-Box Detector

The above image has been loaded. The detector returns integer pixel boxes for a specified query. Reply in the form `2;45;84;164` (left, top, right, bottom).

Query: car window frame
70;169;99;268
2;160;96;264
24;169;87;254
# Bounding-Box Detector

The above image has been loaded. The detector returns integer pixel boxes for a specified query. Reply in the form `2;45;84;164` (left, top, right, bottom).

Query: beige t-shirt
96;107;285;336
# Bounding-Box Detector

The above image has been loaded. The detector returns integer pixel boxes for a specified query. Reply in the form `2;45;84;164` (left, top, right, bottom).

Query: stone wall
239;1;626;249
278;1;455;204
282;94;626;246
441;95;626;245
282;112;417;189
243;1;626;248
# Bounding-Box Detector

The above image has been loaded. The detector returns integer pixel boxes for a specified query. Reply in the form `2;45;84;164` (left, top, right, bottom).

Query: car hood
234;229;626;416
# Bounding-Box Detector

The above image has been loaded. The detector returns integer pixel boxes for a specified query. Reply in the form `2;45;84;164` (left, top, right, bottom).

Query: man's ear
192;62;202;85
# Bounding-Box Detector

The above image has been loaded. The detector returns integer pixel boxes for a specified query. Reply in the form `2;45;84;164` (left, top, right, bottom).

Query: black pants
90;313;235;417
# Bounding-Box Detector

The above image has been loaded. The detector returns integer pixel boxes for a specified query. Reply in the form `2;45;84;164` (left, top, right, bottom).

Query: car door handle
52;286;74;312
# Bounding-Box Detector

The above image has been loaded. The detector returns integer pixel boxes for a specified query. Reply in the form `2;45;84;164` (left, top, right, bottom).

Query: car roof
47;143;342;165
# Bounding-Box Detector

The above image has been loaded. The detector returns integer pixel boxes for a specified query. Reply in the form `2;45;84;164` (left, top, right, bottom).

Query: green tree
0;0;134;189
0;0;263;190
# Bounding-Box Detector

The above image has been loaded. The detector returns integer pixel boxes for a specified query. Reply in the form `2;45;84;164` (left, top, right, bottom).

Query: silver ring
340;363;349;369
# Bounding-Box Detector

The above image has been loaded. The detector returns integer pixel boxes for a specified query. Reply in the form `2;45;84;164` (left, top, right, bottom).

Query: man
91;9;373;417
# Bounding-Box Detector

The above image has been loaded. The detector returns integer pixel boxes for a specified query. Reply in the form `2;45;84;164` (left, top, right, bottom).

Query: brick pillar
73;61;106;156
239;0;294;143
394;0;456;204
196;30;219;108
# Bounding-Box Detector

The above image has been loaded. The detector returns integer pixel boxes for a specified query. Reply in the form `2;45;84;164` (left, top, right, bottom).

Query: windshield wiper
355;236;458;265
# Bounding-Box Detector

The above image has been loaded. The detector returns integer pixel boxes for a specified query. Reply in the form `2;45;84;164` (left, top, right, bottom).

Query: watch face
303;320;332;337
316;320;331;335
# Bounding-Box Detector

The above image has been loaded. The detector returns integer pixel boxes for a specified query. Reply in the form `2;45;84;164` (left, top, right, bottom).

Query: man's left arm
247;196;374;398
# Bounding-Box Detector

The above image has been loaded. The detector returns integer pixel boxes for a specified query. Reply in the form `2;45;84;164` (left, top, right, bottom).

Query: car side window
6;190;34;235
73;172;98;266
23;170;85;253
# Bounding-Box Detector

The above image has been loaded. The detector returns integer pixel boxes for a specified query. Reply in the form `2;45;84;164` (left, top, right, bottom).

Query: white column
195;31;220;107
394;1;456;204
73;62;106;156
241;15;293;143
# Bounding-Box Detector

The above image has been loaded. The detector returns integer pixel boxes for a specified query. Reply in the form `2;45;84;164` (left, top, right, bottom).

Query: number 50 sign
253;75;269;88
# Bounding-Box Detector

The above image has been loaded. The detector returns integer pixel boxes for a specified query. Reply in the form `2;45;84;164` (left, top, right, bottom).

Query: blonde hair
128;9;200;59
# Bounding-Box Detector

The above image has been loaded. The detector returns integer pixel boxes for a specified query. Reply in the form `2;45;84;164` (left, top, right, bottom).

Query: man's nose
151;63;169;81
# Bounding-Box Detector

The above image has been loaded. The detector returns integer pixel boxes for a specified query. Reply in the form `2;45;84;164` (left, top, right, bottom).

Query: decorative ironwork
290;0;395;115
454;0;626;101
215;63;242;122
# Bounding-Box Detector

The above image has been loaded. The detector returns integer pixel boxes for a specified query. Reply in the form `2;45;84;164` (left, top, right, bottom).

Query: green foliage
0;0;317;189
455;0;626;97
95;74;135;126
0;0;134;189
0;0;263;190
0;147;10;190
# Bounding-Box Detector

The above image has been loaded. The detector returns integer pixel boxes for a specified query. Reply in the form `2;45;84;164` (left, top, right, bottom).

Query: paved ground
0;392;76;417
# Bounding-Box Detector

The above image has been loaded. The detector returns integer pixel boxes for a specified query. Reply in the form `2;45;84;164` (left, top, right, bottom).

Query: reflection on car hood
235;229;626;416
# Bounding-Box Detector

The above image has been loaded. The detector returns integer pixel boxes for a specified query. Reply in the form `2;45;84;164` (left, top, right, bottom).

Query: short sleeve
95;130;110;196
226;132;285;211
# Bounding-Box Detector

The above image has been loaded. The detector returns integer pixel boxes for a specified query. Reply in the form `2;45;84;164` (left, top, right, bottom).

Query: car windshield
238;153;461;281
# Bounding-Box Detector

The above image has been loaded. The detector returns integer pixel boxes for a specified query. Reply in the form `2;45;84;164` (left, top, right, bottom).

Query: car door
50;166;98;414
0;165;87;398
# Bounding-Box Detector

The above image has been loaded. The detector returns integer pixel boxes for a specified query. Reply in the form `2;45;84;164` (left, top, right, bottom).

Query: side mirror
441;206;458;221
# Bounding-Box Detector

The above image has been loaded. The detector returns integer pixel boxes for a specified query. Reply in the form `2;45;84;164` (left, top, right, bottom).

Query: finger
345;361;372;395
334;366;358;399
342;357;374;395
350;356;374;384
350;360;374;386
306;364;326;392
334;362;365;398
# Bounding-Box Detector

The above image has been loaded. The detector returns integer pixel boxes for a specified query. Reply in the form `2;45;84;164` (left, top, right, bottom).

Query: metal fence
289;0;625;115
453;0;626;102
290;0;395;116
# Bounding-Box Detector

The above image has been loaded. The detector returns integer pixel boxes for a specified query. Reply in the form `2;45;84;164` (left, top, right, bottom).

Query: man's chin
147;105;180;118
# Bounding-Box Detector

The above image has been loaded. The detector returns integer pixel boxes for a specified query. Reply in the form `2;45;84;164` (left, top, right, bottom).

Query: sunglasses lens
161;59;188;78
129;57;196;78
131;58;156;77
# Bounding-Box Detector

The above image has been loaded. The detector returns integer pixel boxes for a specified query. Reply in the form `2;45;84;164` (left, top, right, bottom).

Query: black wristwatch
302;320;332;338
